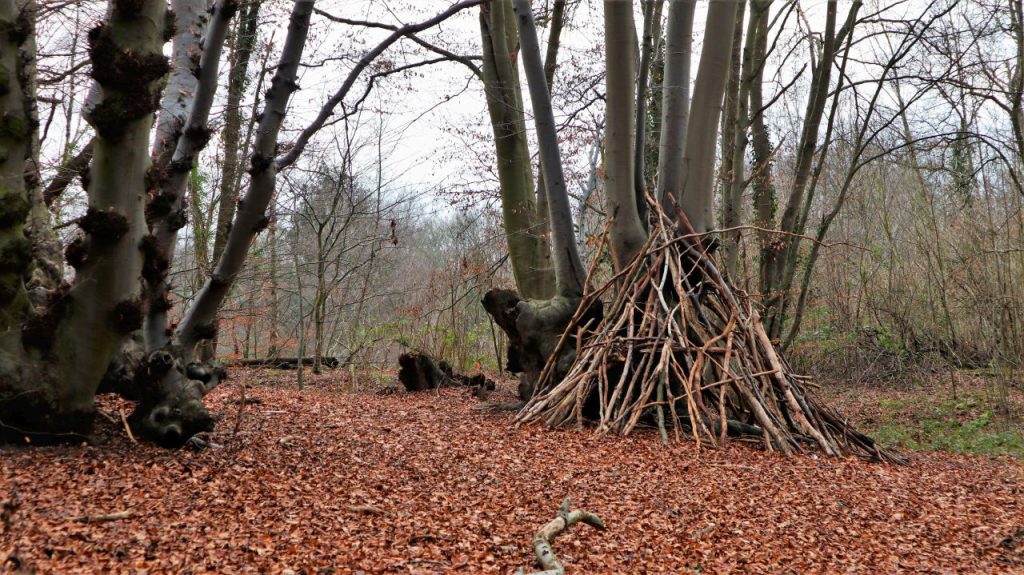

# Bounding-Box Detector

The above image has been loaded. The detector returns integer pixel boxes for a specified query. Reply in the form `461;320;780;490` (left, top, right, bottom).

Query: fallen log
397;352;496;394
515;498;605;575
228;357;339;369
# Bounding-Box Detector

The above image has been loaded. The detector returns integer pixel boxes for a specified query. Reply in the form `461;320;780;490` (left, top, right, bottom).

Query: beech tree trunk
144;0;236;353
1;0;174;440
479;0;555;299
656;0;695;206
206;0;263;359
511;0;585;298
483;0;598;401
604;0;647;271
678;0;738;233
176;0;315;354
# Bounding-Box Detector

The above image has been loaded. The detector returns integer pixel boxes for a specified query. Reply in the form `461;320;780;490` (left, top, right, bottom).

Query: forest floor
2;369;1023;574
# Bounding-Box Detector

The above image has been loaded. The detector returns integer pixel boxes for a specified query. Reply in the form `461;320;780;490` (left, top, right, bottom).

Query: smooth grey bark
655;0;695;206
604;0;647;271
534;0;567;274
152;0;211;168
176;0;315;354
144;0;236;352
484;0;594;399
511;0;585;297
678;0;738;233
480;0;555;299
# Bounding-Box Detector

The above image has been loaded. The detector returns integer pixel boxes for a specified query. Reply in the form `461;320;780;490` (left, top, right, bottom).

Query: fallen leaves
0;368;1021;574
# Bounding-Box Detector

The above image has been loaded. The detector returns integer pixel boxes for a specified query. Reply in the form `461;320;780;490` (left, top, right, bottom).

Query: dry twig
515;498;606;575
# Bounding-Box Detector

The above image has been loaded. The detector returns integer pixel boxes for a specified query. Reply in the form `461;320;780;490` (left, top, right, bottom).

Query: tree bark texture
604;0;647;272
678;0;738;233
480;0;555;299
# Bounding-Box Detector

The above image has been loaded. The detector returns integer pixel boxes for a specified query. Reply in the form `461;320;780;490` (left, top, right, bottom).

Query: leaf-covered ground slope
2;369;1022;574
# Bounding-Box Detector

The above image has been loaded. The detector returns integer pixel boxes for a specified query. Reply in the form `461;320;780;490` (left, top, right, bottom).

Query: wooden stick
70;511;134;523
518;498;606;575
119;409;138;444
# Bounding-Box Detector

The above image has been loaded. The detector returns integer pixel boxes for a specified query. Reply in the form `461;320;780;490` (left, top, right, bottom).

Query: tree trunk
483;0;598;401
212;0;262;266
479;0;555;299
511;0;585;298
0;0;34;362
533;0;567;286
314;238;326;374
760;1;860;340
719;1;747;277
18;0;62;294
678;0;738;233
204;0;262;361
143;0;235;353
633;0;662;227
1009;0;1024;170
656;0;695;207
1;0;182;440
176;0;315;354
604;0;647;271
267;204;279;358
151;0;210;169
749;0;777;293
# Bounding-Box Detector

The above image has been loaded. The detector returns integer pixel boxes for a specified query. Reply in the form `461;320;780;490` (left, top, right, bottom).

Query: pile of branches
515;200;903;463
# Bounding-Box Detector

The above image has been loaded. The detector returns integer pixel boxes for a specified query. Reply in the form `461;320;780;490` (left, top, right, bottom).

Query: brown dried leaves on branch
0;371;1022;574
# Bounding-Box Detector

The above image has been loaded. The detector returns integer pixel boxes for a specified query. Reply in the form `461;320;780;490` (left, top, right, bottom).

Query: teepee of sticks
514;198;904;463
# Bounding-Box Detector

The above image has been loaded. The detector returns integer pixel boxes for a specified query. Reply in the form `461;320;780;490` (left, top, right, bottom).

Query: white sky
37;0;1004;217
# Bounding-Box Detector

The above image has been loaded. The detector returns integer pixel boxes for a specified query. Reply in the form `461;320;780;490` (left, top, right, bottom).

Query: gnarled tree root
515;498;606;575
